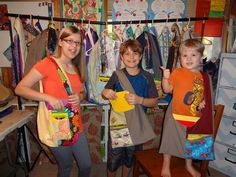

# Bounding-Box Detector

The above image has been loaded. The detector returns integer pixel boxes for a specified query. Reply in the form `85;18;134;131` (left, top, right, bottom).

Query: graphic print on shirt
173;76;204;127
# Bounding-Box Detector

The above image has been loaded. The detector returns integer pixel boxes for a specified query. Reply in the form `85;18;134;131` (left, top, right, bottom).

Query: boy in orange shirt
159;39;212;177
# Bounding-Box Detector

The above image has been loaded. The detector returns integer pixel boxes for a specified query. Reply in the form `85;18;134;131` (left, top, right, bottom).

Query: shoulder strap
115;70;135;94
50;57;73;95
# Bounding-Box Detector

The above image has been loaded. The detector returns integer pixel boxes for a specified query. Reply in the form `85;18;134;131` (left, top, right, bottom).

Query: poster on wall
209;0;225;18
61;0;104;33
194;0;224;37
0;4;10;31
112;0;186;34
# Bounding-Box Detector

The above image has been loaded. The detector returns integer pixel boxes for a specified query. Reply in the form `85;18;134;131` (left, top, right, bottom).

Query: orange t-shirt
170;68;204;127
34;57;84;139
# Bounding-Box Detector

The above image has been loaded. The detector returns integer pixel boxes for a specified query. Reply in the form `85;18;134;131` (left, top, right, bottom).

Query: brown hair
179;38;205;56
119;39;142;56
53;25;86;82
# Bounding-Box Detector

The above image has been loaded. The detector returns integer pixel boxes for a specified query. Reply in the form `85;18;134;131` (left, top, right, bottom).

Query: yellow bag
37;81;71;147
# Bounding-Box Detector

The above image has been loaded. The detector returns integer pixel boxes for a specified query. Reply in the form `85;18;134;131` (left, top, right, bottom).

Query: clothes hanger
35;16;43;32
48;15;56;29
158;16;170;40
134;20;143;38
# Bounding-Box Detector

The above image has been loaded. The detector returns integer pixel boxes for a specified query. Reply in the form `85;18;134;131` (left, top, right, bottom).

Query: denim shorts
107;137;142;172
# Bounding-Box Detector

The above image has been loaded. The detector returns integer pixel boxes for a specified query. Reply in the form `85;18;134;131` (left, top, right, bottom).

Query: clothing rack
5;13;208;25
4;12;208;170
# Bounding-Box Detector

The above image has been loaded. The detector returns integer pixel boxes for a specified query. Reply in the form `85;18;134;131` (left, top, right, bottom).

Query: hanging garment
181;22;192;41
12;35;22;87
47;26;58;54
24;28;58;75
85;28;98;65
166;23;181;72
87;33;121;104
24;23;39;37
14;17;27;76
35;19;43;32
134;24;143;39
158;26;171;68
137;31;163;80
187;72;214;135
149;25;159;38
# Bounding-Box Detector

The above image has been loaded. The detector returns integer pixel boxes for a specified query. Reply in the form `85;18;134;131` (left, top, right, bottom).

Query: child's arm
125;93;158;107
102;89;117;100
160;66;173;93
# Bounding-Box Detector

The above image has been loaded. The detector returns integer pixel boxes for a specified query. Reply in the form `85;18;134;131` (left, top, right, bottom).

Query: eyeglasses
63;39;81;47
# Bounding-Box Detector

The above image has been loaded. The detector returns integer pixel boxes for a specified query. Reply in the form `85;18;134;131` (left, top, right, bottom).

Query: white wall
0;1;53;67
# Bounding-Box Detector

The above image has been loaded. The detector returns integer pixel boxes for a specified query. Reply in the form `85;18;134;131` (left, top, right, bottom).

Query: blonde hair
120;39;142;56
53;25;86;82
179;38;205;57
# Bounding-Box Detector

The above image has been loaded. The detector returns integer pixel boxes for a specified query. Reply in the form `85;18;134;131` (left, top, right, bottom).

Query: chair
133;104;225;177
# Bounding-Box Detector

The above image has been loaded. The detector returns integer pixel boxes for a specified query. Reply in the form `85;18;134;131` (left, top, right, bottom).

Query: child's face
180;46;202;72
59;33;81;59
121;47;141;69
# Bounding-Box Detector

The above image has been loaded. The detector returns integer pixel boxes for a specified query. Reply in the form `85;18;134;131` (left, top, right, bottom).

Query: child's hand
68;93;80;106
125;93;143;105
160;66;170;80
198;100;206;111
47;96;64;110
103;89;117;100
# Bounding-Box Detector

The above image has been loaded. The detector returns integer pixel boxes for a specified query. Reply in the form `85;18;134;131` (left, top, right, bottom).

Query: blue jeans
50;132;91;177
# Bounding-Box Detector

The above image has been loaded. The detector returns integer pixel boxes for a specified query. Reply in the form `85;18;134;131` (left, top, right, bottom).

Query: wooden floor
28;161;229;177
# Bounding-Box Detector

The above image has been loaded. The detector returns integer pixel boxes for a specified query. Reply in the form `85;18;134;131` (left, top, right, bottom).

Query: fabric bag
110;109;133;148
185;134;214;160
37;81;72;147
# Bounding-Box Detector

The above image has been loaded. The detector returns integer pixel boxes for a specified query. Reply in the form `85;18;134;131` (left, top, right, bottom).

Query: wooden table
0;109;34;141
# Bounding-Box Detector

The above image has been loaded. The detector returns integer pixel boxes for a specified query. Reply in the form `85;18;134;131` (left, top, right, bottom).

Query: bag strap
50;57;73;96
115;69;135;93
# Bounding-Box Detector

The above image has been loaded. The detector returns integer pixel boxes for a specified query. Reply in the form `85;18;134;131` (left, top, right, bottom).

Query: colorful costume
159;68;213;158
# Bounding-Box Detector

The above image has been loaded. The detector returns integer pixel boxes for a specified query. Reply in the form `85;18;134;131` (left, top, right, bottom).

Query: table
0;109;35;177
0;110;34;141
